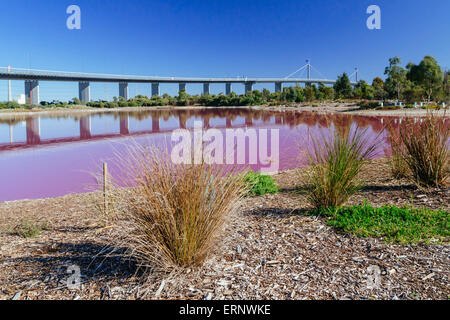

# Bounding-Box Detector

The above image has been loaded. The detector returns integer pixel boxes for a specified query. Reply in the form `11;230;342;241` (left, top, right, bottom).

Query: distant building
14;94;26;104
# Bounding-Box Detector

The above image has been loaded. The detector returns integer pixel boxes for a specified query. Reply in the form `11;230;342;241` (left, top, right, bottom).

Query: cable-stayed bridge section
0;61;358;105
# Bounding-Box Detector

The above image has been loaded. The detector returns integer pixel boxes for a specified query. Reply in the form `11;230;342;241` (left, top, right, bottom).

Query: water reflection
0;108;402;150
1;108;446;202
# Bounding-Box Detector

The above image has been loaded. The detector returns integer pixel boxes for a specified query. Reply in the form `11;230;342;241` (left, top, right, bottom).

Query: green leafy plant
243;170;279;196
319;202;449;244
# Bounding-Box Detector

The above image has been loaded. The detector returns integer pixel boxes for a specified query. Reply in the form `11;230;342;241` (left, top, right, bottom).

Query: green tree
372;77;385;101
354;80;375;100
333;73;353;99
407;56;443;102
384;57;408;100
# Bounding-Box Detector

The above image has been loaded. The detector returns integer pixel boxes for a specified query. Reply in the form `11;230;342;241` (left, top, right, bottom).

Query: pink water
0;108;400;202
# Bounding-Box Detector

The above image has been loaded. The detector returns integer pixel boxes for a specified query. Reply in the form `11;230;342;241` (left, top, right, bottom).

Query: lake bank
0;102;448;120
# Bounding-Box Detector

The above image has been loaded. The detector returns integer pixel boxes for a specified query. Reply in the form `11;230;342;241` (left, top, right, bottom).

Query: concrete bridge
0;63;358;105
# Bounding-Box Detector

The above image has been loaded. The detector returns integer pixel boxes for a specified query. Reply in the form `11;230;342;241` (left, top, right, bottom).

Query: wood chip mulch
0;158;448;300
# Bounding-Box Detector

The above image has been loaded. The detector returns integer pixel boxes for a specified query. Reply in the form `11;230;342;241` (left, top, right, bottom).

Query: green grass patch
10;219;50;238
317;202;449;244
243;170;279;196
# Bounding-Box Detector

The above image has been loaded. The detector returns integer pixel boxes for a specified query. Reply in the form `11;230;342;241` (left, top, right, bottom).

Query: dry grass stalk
100;142;247;272
387;123;410;179
399;111;449;187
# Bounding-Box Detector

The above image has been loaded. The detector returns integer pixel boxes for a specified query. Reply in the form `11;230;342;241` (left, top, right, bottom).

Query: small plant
319;202;449;244
399;111;449;187
243;170;278;196
104;144;247;271
300;125;379;209
11;219;48;238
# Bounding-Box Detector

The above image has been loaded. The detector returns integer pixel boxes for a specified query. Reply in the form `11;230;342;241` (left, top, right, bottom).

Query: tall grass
102;143;247;272
399;111;449;187
300;125;379;209
387;124;409;179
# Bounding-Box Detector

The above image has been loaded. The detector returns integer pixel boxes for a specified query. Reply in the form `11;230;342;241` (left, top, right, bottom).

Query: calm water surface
0;108;408;202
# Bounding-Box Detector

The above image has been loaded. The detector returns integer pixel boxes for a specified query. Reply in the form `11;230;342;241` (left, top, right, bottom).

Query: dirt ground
0;158;448;300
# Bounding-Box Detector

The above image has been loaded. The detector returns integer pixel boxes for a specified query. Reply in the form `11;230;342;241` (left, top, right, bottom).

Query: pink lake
0;108;412;202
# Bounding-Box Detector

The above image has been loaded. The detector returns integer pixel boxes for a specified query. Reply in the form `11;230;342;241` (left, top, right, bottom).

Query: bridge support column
25;80;39;105
79;82;90;104
203;83;210;95
245;82;253;94
152;83;160;96
119;82;128;100
120;113;129;135
80;116;91;139
179;83;186;93
275;82;282;93
26;117;40;144
225;83;232;95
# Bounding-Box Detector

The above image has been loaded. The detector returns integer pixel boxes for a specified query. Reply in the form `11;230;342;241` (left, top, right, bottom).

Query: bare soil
0;159;448;300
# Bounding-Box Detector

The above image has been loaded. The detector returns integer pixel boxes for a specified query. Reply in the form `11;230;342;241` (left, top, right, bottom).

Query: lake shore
1;158;448;300
0;102;448;120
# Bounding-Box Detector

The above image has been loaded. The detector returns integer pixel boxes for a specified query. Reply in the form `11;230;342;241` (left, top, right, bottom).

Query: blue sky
0;0;449;100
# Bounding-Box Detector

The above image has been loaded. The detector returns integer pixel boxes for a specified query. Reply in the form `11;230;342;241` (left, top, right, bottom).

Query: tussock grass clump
106;144;247;271
387;124;409;179
319;202;449;244
300;125;379;209
399;112;449;187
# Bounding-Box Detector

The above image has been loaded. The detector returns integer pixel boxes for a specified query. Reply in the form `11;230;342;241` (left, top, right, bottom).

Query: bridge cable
284;64;308;79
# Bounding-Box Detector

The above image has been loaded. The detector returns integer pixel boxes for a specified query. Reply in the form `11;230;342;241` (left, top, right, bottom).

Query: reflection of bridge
1;113;286;151
0;61;358;105
4;107;436;152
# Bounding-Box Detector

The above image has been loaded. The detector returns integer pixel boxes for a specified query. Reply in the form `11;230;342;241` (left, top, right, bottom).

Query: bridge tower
306;59;312;87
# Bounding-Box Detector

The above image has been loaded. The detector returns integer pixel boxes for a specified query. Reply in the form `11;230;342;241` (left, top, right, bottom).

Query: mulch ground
0;158;448;300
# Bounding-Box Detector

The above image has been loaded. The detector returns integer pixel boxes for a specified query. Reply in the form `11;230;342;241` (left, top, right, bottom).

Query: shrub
320;202;449;244
399;111;449;187
300;125;379;209
243;170;278;196
104;145;247;271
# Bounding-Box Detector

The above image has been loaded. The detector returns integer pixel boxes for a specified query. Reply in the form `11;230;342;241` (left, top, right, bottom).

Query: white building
14;94;26;105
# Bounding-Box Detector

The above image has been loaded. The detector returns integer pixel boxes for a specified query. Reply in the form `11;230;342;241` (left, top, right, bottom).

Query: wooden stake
103;162;108;215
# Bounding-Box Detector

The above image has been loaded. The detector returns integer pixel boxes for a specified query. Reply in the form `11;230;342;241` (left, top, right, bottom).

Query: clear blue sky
0;0;449;100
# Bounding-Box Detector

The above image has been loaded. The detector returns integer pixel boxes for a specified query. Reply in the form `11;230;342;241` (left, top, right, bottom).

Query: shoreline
0;103;448;120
